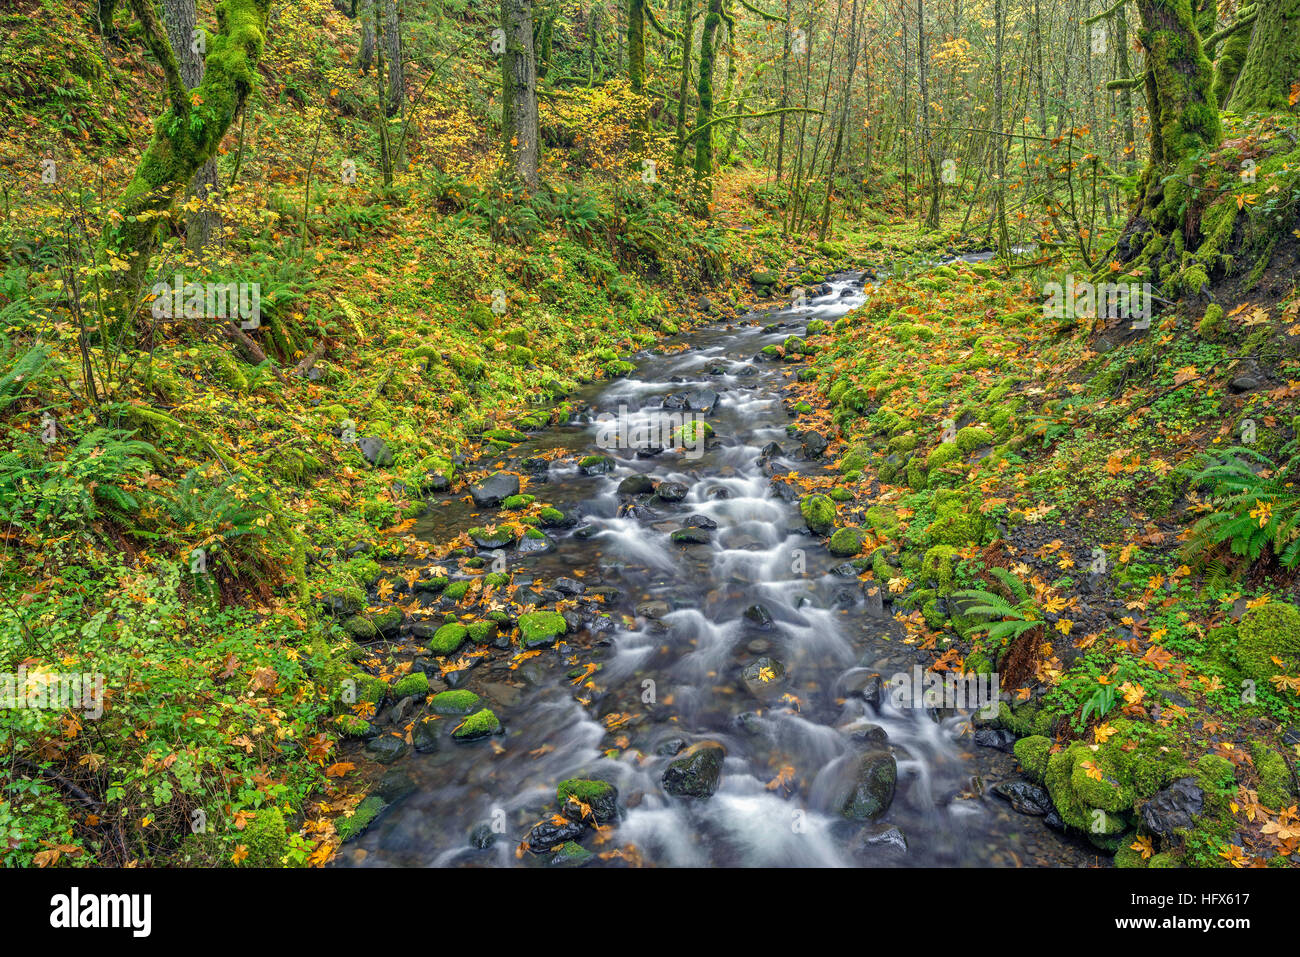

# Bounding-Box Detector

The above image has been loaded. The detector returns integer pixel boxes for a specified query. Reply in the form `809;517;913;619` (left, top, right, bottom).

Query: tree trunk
104;0;272;317
673;0;694;166
918;0;940;229
691;0;722;188
1229;0;1300;113
1211;3;1256;108
358;0;375;73
501;0;540;188
383;0;403;118
628;0;646;149
1132;0;1220;231
162;0;219;259
775;0;791;179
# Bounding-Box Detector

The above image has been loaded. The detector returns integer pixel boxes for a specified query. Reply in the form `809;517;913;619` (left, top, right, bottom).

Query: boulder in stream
663;741;726;798
839;750;897;821
470;471;520;507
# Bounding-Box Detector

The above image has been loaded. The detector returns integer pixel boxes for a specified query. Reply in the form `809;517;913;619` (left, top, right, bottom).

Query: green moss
431;689;480;714
920;545;958;590
1197;302;1226;339
392;672;430;698
800;493;836;534
1249;743;1295;809
443;581;470;601
484;571;510;588
829;526;865;556
865;506;899;538
238;807;289;866
954;426;993;452
466;620;498;643
1013;735;1052;783
501;493;536;510
334;714;371;737
428;623;468;655
453;708;501;739
324;584;364;614
557;778;616;805
336;795;386;843
923;495;983;546
1236;602;1300;683
518;610;566;648
1113;844;1149;868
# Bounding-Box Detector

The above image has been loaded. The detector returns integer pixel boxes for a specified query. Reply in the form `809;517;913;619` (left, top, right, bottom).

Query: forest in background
0;0;1298;870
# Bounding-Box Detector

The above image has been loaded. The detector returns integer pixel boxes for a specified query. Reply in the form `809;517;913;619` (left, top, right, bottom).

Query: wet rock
517;531;556;555
1230;375;1261;394
839;750;897;821
746;638;771;654
618;475;657;495
636;599;671;619
671;526;712;545
365;733;410;764
662;393;689;411
470;471;520;508
769;479;799;503
741;656;787;699
580;455;615;475
974;728;1017;753
468;526;516;549
663;742;726;798
558;779;620;824
375;769;416;803
358;436;394;467
521;456;550;474
540;507;576;529
683;514;718;529
1141;778;1205;836
655;737;688;757
797;430;829;459
860;823;908;853
861;580;886;616
553;577;586;596
831;562;860;578
686;390;720;414
655;481;689;502
993;781;1053;817
743;604;775;630
846;723;889;748
548;841;594;867
526;816;587;852
412;717;440;753
420;472;452;494
469;822;497;849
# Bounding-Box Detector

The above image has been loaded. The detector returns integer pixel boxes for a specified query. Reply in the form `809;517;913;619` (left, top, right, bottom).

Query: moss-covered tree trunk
1128;0;1220;239
500;0;540;188
162;0;220;258
628;0;646;149
358;0;375;73
672;0;694;167
1229;0;1300;113
1211;3;1256;108
690;0;722;193
104;0;271;318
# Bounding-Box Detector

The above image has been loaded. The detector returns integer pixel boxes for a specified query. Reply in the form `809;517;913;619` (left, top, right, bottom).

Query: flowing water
337;269;1095;868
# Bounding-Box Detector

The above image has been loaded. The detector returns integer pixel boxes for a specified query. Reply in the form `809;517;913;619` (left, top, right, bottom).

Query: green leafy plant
1185;445;1300;569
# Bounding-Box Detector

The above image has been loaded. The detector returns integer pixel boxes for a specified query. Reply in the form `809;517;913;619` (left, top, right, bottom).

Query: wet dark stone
686;390;721;414
560;784;620;824
1230;375;1261;394
375;769;417;803
470;471;520;508
840;750;897;821
517;532;556;555
365;733;410;764
683;514;718;529
469;527;515;549
974;728;1017;753
412;717;440;753
743;604;775;629
526;816;588;852
655;481;689;502
521;457;550;474
420;472;451;494
860;824;908;853
661;393;689;411
769;479;799;503
831;562;860;578
798;430;829;458
671;526;712;545
617;475;657;495
848;723;889;748
469;822;497;849
663;742;726;798
553;577;586;596
741;656;787;698
1141;778;1205;836
655;737;688;756
993;781;1053;817
580;455;614;475
636;600;671;619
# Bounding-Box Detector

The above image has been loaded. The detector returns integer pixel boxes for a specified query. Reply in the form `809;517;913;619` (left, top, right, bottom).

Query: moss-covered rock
518;610;566;648
336;795;387;843
428;623;468;655
1249;743;1295;809
1236;602;1300;683
238;807;289;866
453;708;501;741
920;544;958;590
431;689;480;714
1013;735;1052;783
392;671;430;698
828;526;866;556
800;493;836;535
556;778;619;822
